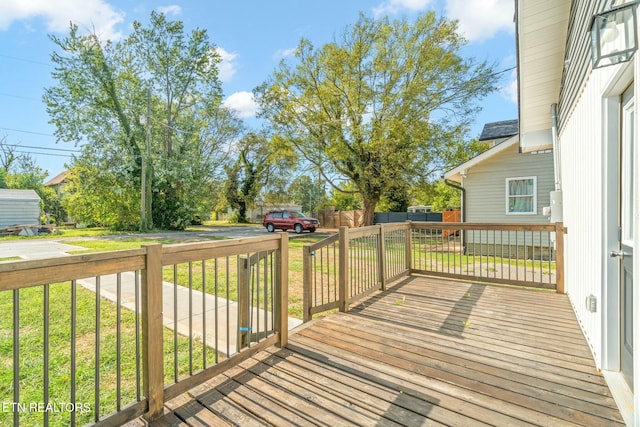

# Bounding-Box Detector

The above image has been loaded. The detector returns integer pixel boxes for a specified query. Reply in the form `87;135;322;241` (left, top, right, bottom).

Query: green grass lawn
0;282;216;427
66;237;192;253
0;220;255;242
0;227;128;241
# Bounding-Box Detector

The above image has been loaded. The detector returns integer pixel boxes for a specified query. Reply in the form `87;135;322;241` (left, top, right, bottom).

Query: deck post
338;226;349;312
378;224;387;291
141;244;164;421
237;257;250;351
302;245;312;322
555;222;566;294
406;221;413;273
277;232;289;347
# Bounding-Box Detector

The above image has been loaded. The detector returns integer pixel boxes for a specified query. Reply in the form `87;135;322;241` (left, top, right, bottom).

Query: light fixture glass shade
590;2;638;69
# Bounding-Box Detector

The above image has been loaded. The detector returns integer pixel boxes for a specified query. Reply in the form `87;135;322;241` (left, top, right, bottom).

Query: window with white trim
505;176;537;215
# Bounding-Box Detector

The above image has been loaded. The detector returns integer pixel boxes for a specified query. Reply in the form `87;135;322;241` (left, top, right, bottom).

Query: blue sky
0;0;517;178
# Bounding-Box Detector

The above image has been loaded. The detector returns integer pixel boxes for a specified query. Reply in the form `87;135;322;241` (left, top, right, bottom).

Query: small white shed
0;189;41;228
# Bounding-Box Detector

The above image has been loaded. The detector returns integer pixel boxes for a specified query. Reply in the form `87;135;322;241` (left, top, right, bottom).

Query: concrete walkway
0;241;86;259
78;272;302;356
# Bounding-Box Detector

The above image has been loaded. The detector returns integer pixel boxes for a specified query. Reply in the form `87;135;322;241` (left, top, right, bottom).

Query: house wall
461;144;555;257
0;190;41;228
558;0;606;129
559;1;639;370
558;50;640;427
558;72;608;364
462;143;554;224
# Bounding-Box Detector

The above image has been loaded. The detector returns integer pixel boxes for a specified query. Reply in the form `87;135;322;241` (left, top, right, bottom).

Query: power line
2;143;80;153
11;149;74;158
491;65;516;78
0;92;41;102
0;126;55;137
0;53;53;67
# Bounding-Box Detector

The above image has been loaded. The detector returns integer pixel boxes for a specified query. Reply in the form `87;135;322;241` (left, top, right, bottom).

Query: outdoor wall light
590;1;638;69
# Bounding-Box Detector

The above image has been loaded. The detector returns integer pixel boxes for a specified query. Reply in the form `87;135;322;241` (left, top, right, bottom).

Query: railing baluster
264;251;269;339
43;284;49;427
226;257;230;357
135;271;141;401
70;281;76;427
172;264;178;382
214;258;219;364
202;259;207;368
303;246;312;322
491;230;494;278
500;230;505;280
13;289;19;427
94;276;100;423
116;273;122;411
188;261;193;375
318;245;323;305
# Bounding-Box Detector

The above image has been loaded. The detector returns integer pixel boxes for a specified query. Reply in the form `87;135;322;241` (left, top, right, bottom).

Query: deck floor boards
150;276;625;426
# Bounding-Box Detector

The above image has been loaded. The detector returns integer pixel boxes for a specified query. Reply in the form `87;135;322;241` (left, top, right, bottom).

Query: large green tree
44;11;241;230
287;175;326;214
256;12;499;225
224;132;293;222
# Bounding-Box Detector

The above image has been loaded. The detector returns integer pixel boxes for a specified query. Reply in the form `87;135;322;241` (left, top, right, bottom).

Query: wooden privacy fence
317;209;365;229
0;234;289;426
302;222;566;320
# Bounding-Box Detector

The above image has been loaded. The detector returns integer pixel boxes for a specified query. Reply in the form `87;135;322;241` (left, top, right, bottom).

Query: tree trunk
238;200;248;223
362;196;377;226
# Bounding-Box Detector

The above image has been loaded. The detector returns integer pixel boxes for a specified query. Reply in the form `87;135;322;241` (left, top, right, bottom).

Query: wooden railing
302;224;411;321
0;234;289;426
411;222;565;291
302;222;566;320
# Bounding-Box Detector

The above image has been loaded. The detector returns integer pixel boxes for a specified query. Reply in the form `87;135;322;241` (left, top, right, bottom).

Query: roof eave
444;134;520;182
516;0;571;152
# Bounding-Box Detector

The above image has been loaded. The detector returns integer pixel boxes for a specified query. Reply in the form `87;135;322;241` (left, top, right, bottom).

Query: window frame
505;176;537;215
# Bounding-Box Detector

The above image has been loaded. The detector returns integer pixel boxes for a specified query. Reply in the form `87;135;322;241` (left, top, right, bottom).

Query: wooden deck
149;275;624;426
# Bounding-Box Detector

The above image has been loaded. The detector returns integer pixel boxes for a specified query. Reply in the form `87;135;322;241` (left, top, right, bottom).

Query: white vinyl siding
506;176;537;215
462;143;554;224
557;62;625;368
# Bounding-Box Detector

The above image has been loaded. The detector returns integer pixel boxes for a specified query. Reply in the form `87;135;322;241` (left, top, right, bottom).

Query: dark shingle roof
478;119;518;141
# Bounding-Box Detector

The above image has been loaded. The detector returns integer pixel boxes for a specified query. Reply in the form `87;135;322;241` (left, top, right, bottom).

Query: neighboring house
44;170;73;224
44;170;70;197
445;119;554;224
0;189;41;228
516;1;639;424
444;120;555;257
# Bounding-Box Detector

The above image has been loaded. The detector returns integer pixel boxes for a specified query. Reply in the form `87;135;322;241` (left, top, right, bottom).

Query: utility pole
145;88;152;229
140;88;151;231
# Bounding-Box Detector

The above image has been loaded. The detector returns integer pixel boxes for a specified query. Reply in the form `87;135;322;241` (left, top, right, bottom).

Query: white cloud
223;91;259;119
157;5;182;16
500;68;518;104
216;46;238;83
0;0;125;41
273;47;296;60
373;0;433;17
445;0;514;42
